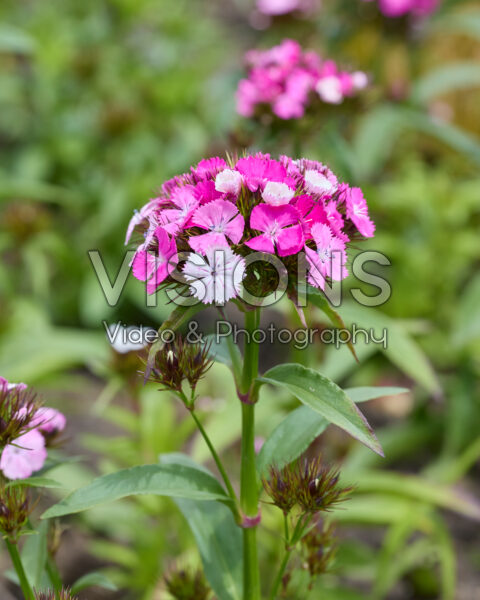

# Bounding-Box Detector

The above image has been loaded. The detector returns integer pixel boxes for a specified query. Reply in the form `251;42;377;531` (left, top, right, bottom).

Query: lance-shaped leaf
145;303;204;380
257;406;328;476
42;463;229;519
258;364;383;456
160;454;242;600
345;387;409;403
71;572;118;594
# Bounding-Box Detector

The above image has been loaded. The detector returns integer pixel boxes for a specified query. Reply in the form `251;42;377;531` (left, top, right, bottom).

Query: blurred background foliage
1;0;480;599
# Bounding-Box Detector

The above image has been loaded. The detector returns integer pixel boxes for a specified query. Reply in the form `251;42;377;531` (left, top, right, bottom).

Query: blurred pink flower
236;40;368;120
364;0;439;17
31;407;67;434
256;0;314;16
0;430;47;480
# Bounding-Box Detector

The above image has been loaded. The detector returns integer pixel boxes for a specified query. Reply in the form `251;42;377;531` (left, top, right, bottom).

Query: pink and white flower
215;169;244;196
304;169;338;196
31;407;67;435
262;181;296;206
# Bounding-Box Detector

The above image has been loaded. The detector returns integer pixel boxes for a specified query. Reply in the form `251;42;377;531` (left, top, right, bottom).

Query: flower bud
263;457;352;515
34;589;78;600
148;337;213;400
0;485;32;541
301;519;337;580
164;566;212;600
0;381;40;448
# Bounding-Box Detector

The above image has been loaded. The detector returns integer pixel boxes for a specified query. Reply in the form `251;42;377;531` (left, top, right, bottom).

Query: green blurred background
1;0;480;598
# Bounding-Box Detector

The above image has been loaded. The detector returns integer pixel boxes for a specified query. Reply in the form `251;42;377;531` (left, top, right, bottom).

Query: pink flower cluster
236;40;368;120
363;0;439;17
126;153;375;305
256;0;314;15
0;377;66;480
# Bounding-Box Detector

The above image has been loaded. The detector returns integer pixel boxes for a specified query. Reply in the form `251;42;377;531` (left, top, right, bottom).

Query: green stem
190;409;240;519
5;539;34;600
240;308;261;600
269;514;312;600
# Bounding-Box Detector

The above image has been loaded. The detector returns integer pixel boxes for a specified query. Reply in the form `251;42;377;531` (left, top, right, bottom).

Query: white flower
183;247;246;305
215;169;243;196
107;324;155;354
304;169;337;196
262;181;295;206
316;76;343;104
352;71;368;90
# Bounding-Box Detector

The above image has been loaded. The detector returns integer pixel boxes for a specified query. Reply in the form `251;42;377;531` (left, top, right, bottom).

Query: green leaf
159;453;242;600
412;62;480;104
345;470;480;521
6;477;63;490
344;387;409;403
145;303;205;378
175;499;243;600
257;406;328;476
336;303;441;396
452;273;480;347
259;364;383;456
0;25;35;55
42;464;229;518
429;9;480;41
205;332;243;384
71;572;118;594
21;520;49;589
307;287;358;361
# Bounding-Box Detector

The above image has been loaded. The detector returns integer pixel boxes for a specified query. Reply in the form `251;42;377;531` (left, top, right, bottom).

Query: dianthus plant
45;152;386;600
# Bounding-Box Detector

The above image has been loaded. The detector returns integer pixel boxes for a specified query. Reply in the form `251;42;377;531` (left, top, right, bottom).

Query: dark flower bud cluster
0;385;40;448
34;589;78;600
301;519;337;581
164;566;212;600
263;457;352;515
0;486;31;541
148;337;213;403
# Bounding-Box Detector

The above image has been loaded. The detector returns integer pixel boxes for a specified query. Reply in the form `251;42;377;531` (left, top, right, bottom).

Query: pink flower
365;0;439;17
245;204;304;257
183;246;246;305
293;194;328;239
0;377;27;393
215;169;244;196
192;157;228;180
132;227;178;294
31;407;67;434
189;199;245;254
235;155;293;192
0;429;47;480
256;0;313;15
236;40;368;120
262;181;296;206
193;180;223;205
344;187;375;238
157;186;199;235
305;223;348;288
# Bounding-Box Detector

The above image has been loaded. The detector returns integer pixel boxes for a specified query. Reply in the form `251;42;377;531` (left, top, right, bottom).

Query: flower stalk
5;538;35;600
240;308;261;600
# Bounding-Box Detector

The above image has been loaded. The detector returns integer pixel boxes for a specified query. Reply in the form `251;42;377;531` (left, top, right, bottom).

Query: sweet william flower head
236;40;369;121
126;152;375;306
